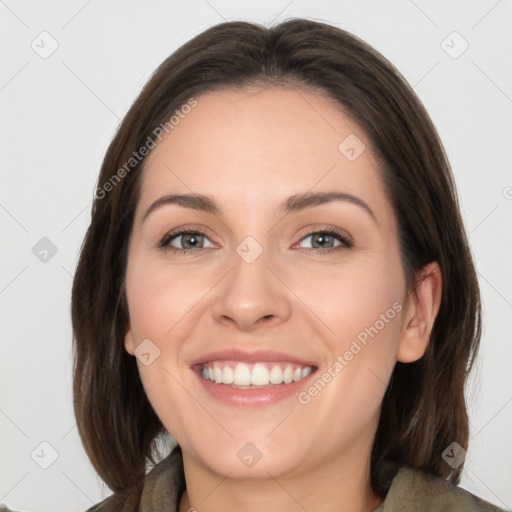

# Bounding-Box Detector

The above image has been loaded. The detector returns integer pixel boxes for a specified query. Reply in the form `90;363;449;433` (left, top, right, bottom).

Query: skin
123;86;442;512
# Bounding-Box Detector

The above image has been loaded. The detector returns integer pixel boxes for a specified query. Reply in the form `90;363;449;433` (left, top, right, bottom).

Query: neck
178;440;383;512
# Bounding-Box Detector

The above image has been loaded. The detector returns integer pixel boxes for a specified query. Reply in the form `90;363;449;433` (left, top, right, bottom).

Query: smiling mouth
198;361;316;388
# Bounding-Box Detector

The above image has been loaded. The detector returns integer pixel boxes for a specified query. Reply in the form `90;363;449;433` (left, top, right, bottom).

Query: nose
211;244;292;331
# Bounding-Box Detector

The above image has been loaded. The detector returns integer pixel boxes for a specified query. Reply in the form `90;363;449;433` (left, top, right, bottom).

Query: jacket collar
137;445;398;512
138;445;499;512
139;444;185;511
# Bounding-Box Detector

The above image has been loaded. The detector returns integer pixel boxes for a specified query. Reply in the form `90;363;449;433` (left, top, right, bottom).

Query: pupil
184;234;200;248
314;234;331;248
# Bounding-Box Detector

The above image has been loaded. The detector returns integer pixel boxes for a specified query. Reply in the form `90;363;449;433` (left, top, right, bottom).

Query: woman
62;18;507;512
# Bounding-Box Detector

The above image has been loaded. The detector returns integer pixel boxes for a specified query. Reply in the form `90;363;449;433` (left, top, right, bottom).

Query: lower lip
194;369;316;406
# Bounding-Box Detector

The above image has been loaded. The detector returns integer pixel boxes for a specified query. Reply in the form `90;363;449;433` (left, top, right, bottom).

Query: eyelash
156;227;354;255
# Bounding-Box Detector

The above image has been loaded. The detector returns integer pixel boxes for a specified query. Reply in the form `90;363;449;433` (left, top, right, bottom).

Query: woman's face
124;86;417;480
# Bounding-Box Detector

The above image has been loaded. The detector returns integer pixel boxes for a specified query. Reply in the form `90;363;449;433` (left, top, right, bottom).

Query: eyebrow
141;191;378;225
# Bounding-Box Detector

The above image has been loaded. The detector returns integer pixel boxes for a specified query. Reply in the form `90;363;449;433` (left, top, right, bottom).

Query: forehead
137;86;389;221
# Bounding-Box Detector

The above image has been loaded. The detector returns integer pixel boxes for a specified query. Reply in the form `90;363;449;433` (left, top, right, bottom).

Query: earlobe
124;328;135;356
396;261;442;363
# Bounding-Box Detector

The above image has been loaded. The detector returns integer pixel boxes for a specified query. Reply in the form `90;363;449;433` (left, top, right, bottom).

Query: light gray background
1;1;511;510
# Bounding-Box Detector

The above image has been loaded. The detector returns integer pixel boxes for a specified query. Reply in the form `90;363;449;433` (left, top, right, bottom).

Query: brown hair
71;17;481;503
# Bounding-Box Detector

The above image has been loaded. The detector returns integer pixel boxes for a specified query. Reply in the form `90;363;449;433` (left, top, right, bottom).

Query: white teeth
269;365;283;384
233;363;252;385
222;366;234;384
214;366;223;383
201;362;314;386
301;367;312;379
251;364;269;386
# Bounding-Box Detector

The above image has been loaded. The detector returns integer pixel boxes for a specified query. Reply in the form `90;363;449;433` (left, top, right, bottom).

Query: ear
397;261;442;363
124;327;135;356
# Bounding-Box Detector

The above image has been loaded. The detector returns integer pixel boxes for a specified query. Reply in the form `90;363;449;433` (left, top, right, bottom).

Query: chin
191;437;305;480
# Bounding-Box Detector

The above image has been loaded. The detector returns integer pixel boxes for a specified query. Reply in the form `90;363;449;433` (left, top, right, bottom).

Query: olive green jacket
1;446;508;511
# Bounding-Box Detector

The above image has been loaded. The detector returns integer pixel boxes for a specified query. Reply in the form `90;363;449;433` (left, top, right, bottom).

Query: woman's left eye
157;228;353;254
296;229;353;253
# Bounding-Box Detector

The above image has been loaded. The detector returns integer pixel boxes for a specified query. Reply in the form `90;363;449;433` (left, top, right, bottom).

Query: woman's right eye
158;230;214;253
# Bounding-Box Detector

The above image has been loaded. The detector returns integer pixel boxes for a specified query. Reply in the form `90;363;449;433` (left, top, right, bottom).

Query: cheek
125;257;208;340
297;264;403;429
124;257;220;437
136;362;187;437
124;258;198;441
292;257;404;408
294;258;404;347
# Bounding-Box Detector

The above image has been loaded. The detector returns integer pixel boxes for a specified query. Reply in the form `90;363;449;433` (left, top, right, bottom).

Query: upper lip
189;348;318;368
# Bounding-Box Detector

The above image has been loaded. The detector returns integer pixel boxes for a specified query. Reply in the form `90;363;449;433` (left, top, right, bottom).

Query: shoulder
377;466;509;511
79;479;145;512
0;502;112;512
82;444;185;512
81;490;138;512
